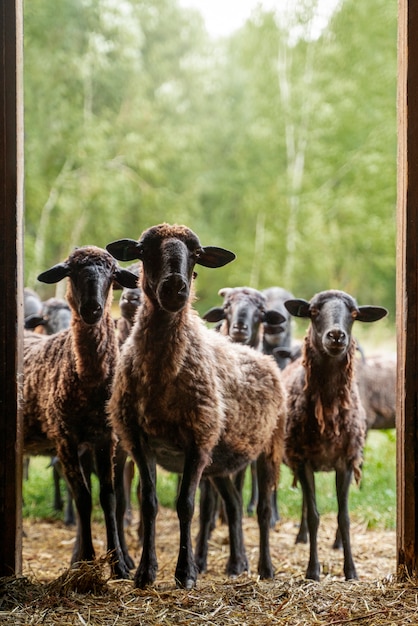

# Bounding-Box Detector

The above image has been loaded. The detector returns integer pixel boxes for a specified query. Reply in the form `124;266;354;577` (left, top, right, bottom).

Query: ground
1;507;414;626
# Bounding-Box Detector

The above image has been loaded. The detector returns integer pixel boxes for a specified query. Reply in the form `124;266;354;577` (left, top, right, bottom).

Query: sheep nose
326;329;347;345
158;274;190;312
80;302;103;324
233;321;248;331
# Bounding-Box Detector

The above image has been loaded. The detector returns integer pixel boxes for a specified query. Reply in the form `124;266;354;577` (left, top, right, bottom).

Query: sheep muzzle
157;274;190;312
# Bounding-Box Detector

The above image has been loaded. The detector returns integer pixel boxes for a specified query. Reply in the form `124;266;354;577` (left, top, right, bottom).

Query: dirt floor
1;507;414;626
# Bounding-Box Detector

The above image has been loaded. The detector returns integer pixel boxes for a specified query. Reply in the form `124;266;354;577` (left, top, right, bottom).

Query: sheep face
37;246;138;326
220;288;267;344
119;287;142;323
203;286;286;346
285;290;388;359
106;223;235;314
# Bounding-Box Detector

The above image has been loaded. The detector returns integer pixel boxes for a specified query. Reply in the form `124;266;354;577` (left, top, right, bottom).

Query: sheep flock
22;222;391;587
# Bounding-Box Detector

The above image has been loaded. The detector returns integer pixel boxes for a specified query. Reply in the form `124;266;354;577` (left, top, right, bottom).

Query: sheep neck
302;332;356;434
68;298;117;384
134;295;190;379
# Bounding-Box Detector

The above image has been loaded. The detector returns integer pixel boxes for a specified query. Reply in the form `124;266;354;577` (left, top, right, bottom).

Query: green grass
23;430;396;530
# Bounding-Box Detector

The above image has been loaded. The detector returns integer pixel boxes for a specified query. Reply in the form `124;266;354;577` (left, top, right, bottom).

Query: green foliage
24;0;397;323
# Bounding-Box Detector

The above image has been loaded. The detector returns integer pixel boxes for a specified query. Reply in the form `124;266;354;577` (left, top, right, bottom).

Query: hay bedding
0;508;415;626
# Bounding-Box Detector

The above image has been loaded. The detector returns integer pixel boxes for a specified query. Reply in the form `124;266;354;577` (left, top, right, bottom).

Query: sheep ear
285;298;311;318
218;287;232;298
106;239;142;262
264;310;286;326
356;306;388;323
202;307;226;323
24;314;46;329
114;268;139;290
197;246;236;268
38;262;70;284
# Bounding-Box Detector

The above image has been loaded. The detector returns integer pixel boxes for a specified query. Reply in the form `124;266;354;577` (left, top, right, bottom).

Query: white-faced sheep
23;246;138;578
106;223;286;589
282;289;387;581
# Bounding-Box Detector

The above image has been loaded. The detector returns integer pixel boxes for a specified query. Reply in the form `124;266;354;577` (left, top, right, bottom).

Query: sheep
114;264;143;528
24;287;43;324
23;245;138;578
106;223;286;589
115;263;142;348
282;289;387;581
203;286;285;349
356;353;396;431
202;286;286;525
25;297;72;335
24;292;73;512
262;287;295;369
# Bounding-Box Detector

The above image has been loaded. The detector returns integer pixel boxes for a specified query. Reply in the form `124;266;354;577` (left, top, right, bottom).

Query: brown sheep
106;223;286;589
356;353;396;431
282;290;387;581
23;246;138;578
201;286;286;527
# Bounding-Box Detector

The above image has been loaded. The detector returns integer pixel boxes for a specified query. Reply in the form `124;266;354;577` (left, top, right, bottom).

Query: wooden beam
0;0;24;577
396;0;418;576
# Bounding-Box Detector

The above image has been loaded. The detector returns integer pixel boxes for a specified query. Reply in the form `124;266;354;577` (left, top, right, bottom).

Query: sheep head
203;286;286;346
285;290;388;359
38;246;138;325
107;224;236;313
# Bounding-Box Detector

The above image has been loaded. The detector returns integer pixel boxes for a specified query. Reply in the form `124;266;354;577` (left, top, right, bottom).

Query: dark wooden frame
0;0;24;577
396;0;418;576
0;0;417;579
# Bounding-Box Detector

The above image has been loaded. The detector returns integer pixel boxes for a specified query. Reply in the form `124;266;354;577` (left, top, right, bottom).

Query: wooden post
0;0;24;577
396;0;418;577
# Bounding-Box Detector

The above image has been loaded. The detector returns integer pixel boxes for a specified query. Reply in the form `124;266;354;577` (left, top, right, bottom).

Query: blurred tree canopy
24;0;396;322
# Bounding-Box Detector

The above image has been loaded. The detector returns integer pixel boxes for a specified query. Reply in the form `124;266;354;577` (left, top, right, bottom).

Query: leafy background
23;0;396;331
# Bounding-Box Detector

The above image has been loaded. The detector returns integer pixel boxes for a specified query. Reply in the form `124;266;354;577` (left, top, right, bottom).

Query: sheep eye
310;307;319;317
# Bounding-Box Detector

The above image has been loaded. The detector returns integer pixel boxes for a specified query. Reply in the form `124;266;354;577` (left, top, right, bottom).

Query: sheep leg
175;446;208;589
95;442;131;579
195;478;218;573
335;468;357;580
211;475;249;577
130;435;158;589
113;445;136;571
52;460;63;511
122;458;135;527
298;462;320;581
59;448;95;565
247;461;258;514
256;453;275;579
64;483;75;526
296;491;308;544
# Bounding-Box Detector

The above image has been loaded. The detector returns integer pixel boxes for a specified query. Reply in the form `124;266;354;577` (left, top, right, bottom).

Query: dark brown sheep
282;289;387;581
23;246;138;578
106;223;286;590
